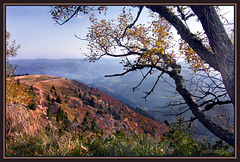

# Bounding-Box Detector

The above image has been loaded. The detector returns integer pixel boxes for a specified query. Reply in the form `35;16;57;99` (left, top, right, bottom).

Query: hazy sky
6;5;234;60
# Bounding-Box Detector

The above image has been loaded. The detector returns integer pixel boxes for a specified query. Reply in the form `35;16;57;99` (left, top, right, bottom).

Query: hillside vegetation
6;75;234;157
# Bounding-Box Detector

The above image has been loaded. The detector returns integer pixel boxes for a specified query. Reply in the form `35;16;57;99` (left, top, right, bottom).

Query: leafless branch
133;67;153;92
142;71;164;101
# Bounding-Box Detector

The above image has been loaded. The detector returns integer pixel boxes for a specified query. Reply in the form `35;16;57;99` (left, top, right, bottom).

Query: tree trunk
146;5;220;72
166;63;235;147
190;6;235;104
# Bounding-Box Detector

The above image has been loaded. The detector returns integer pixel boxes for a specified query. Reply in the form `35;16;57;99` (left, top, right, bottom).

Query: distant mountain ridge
12;74;167;138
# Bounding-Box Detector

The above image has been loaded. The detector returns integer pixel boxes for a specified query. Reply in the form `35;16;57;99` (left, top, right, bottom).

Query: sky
5;5;234;60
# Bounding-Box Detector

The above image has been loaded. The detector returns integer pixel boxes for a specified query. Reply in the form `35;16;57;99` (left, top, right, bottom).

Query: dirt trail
33;83;47;115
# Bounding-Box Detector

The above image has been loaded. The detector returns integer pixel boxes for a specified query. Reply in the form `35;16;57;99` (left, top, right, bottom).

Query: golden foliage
6;78;33;106
86;8;176;71
6;31;33;106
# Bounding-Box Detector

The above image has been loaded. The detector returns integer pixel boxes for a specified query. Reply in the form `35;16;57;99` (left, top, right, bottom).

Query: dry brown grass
6;104;44;138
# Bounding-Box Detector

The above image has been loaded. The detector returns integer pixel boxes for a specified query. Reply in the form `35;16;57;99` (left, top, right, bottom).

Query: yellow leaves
179;40;208;74
6;78;34;106
68;144;73;150
86;6;175;70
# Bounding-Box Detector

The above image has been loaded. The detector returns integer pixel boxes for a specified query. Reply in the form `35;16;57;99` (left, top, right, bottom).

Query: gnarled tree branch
190;5;235;104
146;5;220;72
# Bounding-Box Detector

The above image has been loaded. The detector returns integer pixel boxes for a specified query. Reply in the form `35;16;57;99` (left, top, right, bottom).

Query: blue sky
6;5;234;60
6;5;143;59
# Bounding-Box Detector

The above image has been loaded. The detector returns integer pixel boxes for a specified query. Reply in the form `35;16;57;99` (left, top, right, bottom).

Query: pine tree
16;79;20;85
78;93;82;99
52;85;55;90
56;96;62;104
56;107;64;122
108;106;112;114
51;97;55;104
96;110;103;115
46;94;50;101
47;107;52;118
82;115;89;126
72;116;78;123
63;112;71;131
99;104;103;110
56;113;61;122
91;118;98;133
86;110;89;116
63;112;68;120
89;96;95;107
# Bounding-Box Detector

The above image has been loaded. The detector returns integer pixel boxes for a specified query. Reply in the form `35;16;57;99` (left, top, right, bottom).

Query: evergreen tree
16;79;20;85
89;96;95;107
83;92;87;98
99;104;103;110
47;107;52;118
56;96;62;104
63;112;71;131
91;118;98;133
97;93;101;98
51;97;55;104
56;107;64;122
72;116;78;123
58;125;65;136
46;94;51;101
86;110;89;117
63;112;68;120
108;106;112;114
52;85;55;90
78;93;82;99
96;110;103;115
56;113;61;122
82;115;89;126
63;118;71;131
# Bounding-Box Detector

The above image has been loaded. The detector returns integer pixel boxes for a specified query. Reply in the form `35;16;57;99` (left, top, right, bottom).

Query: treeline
12;73;30;77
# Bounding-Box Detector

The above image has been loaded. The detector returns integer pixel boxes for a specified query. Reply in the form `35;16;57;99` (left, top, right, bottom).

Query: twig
142;71;164;101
